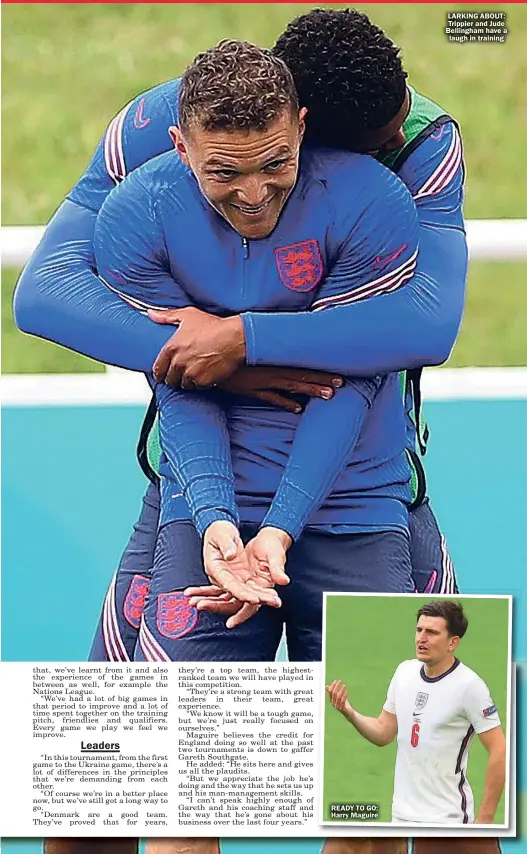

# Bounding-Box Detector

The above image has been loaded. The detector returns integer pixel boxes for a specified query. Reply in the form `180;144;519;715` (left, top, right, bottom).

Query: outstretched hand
326;679;354;716
189;524;293;629
245;526;292;588
202;521;282;609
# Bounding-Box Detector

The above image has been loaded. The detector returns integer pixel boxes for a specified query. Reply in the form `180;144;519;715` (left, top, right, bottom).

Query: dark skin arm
150;307;343;408
219;364;341;410
150;307;245;388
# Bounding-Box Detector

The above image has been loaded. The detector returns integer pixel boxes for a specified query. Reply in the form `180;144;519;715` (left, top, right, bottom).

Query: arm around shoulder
13;199;175;370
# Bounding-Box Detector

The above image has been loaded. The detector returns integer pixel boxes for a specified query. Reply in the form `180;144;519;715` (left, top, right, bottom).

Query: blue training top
92;143;419;537
13;77;468;538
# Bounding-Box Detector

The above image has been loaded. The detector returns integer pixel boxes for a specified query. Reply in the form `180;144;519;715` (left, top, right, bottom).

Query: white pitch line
3;220;527;266
1;372;151;406
1;367;526;407
421;366;527;400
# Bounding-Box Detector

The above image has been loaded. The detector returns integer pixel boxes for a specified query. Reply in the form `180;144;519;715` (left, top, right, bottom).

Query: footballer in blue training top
13;11;473;854
14;15;467;655
89;40;419;663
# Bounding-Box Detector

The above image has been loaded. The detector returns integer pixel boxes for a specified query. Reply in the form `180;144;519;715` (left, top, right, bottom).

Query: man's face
351;89;410;155
171;108;307;239
415;615;459;666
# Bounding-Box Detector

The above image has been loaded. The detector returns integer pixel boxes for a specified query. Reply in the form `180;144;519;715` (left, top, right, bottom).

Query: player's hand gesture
326;679;354;716
245;526;292;588
202;520;282;610
184;583;261;630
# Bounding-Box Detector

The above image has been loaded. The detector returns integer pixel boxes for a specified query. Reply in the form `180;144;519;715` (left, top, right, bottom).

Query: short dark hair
417;601;468;638
273;8;407;148
179;39;299;133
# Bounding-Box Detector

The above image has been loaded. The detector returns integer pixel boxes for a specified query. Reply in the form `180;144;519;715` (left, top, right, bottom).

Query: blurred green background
2;3;527;373
323;594;510;824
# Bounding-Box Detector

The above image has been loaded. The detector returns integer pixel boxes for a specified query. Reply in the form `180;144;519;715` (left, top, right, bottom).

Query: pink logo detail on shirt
431;124;447;141
373;243;408;271
134;98;151;129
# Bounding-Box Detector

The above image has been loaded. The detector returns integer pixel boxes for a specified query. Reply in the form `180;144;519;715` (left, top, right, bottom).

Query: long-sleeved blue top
92;147;419;538
13;78;467;540
14;78;466;377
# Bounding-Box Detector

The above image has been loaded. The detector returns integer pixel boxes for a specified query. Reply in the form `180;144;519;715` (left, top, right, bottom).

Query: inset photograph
322;594;511;828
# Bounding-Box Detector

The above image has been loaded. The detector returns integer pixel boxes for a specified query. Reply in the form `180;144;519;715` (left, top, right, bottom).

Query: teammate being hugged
327;601;506;829
14;9;471;854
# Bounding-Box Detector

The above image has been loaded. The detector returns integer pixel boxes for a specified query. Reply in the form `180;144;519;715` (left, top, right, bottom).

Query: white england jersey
383;658;501;824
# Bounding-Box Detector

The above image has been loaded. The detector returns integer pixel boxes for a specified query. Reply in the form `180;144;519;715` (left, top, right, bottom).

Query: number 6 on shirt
411;722;420;747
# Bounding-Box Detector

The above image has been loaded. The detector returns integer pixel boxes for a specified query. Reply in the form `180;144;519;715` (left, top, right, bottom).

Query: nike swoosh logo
413;712;421;717
431;125;447;141
134;98;151;129
373;243;408;271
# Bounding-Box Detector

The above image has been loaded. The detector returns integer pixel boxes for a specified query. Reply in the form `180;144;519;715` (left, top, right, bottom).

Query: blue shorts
89;485;159;662
409;498;459;594
89;485;457;663
134;519;413;662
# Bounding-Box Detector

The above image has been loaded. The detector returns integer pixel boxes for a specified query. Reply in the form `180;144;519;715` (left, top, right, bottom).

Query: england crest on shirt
415;691;429;710
275;240;323;292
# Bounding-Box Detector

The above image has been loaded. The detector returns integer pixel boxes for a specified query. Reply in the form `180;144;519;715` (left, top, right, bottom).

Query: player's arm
13;83;180;370
241;122;467;375
475;727;507;824
326;680;397;747
251;170;419;548
93;174;280;607
13;200;177;370
257;380;382;549
155;384;281;607
156;380;284;607
241;377;383;586
93;170;236;532
462;676;506;824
